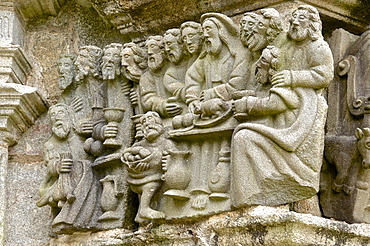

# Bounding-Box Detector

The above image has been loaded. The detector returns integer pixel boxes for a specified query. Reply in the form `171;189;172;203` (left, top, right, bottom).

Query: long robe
37;132;98;232
230;37;334;207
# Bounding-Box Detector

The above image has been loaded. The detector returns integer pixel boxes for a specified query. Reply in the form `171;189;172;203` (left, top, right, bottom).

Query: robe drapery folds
231;38;334;207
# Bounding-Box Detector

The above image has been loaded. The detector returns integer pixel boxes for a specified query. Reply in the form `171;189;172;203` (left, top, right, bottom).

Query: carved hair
140;111;162;125
240;12;259;25
264;45;281;74
260;8;283;44
104;43;123;51
78;45;102;78
291;5;323;41
180;21;203;36
145;35;165;50
58;54;75;63
123;42;148;70
164;28;183;44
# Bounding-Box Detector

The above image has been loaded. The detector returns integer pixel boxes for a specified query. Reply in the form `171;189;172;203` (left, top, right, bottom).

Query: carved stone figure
100;43;127;149
238;9;283;91
180;21;204;60
121;42;148;114
162;28;189;113
73;46;106;140
321;26;370;224
230;5;334;207
36;104;98;234
122;111;176;223
185;13;250;113
242;9;282;54
57;54;76;105
139;36;179;118
239;12;259;49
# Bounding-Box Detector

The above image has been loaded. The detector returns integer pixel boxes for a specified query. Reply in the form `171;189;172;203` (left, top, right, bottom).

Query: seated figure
230;5;333;208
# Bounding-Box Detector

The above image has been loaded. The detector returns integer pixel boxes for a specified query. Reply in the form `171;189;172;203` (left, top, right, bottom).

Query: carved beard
142;124;163;142
75;59;96;82
75;64;90;82
240;29;250;47
167;49;183;64
205;37;222;55
102;63;120;80
52;121;70;140
255;67;270;85
289;25;309;41
58;73;74;90
148;52;165;71
246;32;268;52
123;64;142;83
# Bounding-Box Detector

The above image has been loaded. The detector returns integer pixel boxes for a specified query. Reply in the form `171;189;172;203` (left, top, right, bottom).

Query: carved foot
140;208;165;220
191;194;208;210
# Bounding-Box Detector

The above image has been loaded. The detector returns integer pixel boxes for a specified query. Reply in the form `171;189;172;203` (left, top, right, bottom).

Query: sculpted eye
248;21;254;27
365;142;370;149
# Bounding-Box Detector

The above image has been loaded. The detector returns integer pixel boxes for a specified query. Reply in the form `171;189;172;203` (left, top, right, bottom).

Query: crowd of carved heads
37;3;370;232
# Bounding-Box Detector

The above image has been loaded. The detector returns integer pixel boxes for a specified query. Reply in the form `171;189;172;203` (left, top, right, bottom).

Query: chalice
103;107;125;148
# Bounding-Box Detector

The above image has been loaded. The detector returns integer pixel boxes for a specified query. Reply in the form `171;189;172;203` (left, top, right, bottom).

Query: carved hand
135;161;150;172
200;89;216;102
232;97;248;114
165;102;183;116
71;97;83;112
104;124;118;138
59;159;73;173
129;89;138;105
81;120;94;135
271;70;292;87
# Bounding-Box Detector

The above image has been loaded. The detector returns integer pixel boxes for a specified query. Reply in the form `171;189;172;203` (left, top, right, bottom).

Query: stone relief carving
38;4;339;232
321;26;370;223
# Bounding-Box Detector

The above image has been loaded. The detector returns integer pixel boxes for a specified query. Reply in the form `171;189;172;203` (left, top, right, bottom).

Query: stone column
0;3;47;245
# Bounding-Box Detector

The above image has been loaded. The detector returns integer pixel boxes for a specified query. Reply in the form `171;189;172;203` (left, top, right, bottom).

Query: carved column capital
0;82;48;146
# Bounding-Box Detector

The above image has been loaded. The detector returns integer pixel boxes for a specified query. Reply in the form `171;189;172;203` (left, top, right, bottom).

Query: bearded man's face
121;47;143;82
288;9;310;42
164;34;185;65
50;107;71;140
240;15;257;47
57;57;74;90
245;16;269;52
102;47;121;80
146;40;165;71
141;113;163;142
255;49;273;84
202;20;223;55
75;50;94;82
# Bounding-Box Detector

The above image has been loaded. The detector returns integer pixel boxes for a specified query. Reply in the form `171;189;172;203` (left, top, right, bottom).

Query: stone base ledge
50;206;370;246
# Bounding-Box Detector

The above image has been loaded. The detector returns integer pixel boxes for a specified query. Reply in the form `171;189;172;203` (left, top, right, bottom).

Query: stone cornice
15;0;68;22
12;0;370;38
0;45;32;84
0;82;48;146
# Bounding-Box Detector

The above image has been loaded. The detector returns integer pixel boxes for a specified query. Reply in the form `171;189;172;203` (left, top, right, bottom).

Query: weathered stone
47;207;370;246
4;0;370;245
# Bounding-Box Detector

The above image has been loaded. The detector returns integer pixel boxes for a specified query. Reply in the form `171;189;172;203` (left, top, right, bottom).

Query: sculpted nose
292;18;299;26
